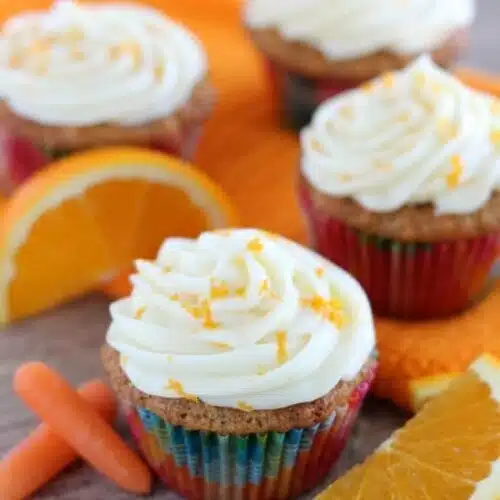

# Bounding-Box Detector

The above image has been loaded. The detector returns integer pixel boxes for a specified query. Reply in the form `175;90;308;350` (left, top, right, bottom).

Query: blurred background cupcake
299;55;500;320
244;0;475;130
102;228;376;499
0;0;214;192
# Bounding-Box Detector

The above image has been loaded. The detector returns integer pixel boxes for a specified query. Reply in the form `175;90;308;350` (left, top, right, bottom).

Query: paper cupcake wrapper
300;184;500;319
0;123;202;192
265;60;362;130
125;363;376;500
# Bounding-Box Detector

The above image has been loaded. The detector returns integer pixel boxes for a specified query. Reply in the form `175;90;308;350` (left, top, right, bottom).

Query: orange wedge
0;147;237;324
409;373;460;412
317;354;500;499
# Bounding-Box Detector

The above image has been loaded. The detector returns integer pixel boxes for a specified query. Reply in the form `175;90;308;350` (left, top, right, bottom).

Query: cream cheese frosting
301;56;500;215
106;229;375;411
245;0;475;61
0;1;207;126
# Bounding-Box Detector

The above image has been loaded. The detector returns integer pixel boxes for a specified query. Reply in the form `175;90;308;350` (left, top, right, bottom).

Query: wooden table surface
1;1;499;498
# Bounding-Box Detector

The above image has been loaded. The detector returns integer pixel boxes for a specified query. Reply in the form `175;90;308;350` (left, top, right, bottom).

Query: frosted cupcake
299;56;500;319
0;1;214;191
244;0;475;130
102;229;377;499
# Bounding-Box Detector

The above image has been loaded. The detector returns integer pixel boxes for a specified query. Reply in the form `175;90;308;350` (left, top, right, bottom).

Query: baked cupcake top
107;229;375;411
0;1;207;126
244;0;475;61
301;56;500;215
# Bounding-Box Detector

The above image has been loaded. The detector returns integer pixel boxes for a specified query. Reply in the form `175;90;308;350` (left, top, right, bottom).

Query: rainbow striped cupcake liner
265;60;361;130
125;362;376;500
299;180;500;319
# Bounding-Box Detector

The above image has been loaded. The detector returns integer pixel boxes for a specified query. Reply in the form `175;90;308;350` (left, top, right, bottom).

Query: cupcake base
0;79;215;193
249;27;468;131
0;125;202;193
299;180;500;319
125;362;376;500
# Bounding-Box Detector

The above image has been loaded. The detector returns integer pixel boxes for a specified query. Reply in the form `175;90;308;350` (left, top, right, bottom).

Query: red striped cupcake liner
0;122;202;193
125;360;377;500
299;181;500;319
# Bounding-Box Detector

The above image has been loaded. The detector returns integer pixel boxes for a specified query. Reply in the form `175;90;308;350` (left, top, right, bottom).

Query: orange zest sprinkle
437;118;458;142
163;265;173;273
210;279;230;300
311;138;323;153
361;81;375;94
201;300;219;329
339;173;353;182
167;355;173;363
374;161;393;172
8;53;22;69
210;341;231;350
63;27;84;43
236;401;254;412
247;238;264;253
315;267;325;278
71;48;85;61
28;39;50;55
490;130;500;146
414;71;426;89
154;64;164;81
491;99;500;114
302;295;346;328
257;365;268;376
259;279;270;296
235;286;246;297
275;331;289;365
382;72;395;88
109;41;141;69
339;106;353;119
169;293;180;301
447;155;464;189
134;306;146;319
167;379;199;402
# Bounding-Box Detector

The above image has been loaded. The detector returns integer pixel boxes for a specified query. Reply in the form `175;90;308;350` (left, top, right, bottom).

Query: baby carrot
13;362;151;495
0;379;117;500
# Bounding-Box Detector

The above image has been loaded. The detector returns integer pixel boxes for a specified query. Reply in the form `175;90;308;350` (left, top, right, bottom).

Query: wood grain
1;0;499;498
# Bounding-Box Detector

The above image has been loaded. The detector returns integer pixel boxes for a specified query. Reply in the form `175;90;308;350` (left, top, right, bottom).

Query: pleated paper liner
0;121;202;194
125;361;376;500
299;181;499;320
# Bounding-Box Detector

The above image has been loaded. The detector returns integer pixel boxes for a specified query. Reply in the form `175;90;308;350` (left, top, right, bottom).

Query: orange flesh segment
317;358;500;499
0;148;237;324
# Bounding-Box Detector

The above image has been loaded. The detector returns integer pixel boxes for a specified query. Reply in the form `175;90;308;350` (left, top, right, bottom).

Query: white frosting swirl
107;229;375;411
245;0;475;60
0;1;207;126
301;56;500;214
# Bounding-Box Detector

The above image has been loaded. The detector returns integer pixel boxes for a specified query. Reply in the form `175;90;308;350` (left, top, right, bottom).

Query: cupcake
102;228;376;499
299;55;500;320
0;1;214;192
244;0;475;130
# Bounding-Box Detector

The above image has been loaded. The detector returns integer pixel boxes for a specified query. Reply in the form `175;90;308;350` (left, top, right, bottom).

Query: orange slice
409;373;460;412
317;354;500;499
0;147;237;324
